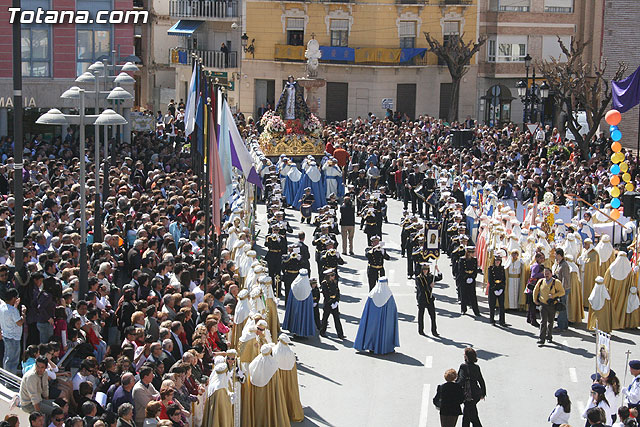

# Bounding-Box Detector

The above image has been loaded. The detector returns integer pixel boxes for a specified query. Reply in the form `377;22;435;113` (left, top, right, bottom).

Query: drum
301;203;312;218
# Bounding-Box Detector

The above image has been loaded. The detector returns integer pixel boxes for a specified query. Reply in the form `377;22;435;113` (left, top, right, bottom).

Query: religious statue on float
539;191;559;243
275;75;311;122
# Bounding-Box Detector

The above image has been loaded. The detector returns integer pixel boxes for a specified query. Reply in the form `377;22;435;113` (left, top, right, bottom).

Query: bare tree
537;37;627;158
424;32;486;123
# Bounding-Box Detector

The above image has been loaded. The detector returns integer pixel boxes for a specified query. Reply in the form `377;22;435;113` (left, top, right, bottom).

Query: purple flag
612;65;640;114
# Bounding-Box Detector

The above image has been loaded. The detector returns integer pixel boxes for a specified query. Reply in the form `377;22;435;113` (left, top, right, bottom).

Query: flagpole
595;323;599;378
204;75;210;292
623;349;631;406
636;105;640;166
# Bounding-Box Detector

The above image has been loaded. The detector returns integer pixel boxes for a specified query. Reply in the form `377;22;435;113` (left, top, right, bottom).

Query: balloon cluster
605;109;631;220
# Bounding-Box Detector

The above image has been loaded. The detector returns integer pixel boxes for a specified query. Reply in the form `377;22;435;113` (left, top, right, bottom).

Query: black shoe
532;321;540;327
490;319;496;325
432;331;440;337
461;310;467;315
338;335;345;339
320;332;327;338
349;251;354;256
537;339;545;345
418;330;426;336
547;337;553;343
499;322;508;327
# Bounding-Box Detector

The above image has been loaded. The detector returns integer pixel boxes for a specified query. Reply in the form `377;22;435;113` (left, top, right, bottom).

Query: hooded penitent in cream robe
232;240;246;264
248;344;290;427
238;319;271;366
244;262;261;291
625;270;640;329
595;235;615;277
272;334;304;422
238;321;271;427
231;289;251;350
565;255;584;323
239;249;257;287
504;250;525;310
588;276;612;333
259;276;281;339
249;286;266;317
578;239;599;309
604;252;633;330
202;363;234;427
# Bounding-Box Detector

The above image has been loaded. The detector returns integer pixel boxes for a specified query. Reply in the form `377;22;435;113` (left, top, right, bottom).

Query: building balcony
170;48;238;69
436;0;473;5
544;6;573;13
169;0;238;20
395;0;427;4
273;44;429;66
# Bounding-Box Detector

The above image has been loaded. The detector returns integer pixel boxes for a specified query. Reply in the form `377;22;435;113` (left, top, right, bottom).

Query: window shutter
287;17;305;31
399;21;416;38
330;19;349;31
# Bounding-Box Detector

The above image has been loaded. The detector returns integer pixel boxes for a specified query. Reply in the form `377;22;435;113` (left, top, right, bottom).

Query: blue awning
168;20;203;36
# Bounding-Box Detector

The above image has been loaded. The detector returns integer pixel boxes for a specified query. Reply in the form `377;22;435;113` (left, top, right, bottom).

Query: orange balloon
610;208;621;220
606;109;622;126
611;141;622;152
611;175;621;186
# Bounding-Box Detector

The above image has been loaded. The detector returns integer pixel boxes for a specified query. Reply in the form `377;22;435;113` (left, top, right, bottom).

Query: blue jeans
3;338;20;374
556;294;569;330
37;322;54;343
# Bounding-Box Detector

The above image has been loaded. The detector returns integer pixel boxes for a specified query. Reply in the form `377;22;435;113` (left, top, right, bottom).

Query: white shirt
548;405;570;424
72;371;97;391
0;301;22;340
625;374;640;407
193;285;204;306
583;398;613;425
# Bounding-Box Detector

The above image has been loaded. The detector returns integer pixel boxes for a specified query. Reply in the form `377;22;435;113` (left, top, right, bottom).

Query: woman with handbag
456;347;486;427
433;368;465;427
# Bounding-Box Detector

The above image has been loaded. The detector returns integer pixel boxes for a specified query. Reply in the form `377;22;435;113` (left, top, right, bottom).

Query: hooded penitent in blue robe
284;166;303;206
354;277;399;354
322;163;345;199
282;269;316;337
293;164;326;211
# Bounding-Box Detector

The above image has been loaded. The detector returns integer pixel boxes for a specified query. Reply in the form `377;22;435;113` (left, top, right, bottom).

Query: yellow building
241;0;479;122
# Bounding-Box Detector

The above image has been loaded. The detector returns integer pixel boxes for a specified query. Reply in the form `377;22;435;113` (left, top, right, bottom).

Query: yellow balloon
615;152;626;163
626;183;635;192
611;187;621;198
621;162;629;172
623;172;632;182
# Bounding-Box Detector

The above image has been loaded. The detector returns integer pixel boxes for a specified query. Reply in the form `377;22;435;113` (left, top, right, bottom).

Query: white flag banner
596;329;611;377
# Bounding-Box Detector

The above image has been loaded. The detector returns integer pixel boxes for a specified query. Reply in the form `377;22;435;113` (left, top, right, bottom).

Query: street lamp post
78;70;103;242
76;61;138;240
37;104;127;298
517;53;549;130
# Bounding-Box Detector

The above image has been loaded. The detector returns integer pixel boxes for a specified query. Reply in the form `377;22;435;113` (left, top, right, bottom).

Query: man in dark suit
297;231;311;271
127;240;143;279
169;321;187;361
160;339;177;372
408;165;424;217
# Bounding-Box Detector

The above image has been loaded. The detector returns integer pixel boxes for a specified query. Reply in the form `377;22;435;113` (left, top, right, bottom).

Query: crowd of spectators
0;102;630;426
